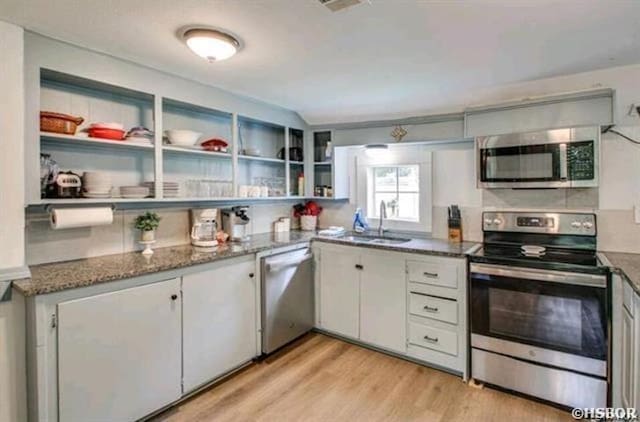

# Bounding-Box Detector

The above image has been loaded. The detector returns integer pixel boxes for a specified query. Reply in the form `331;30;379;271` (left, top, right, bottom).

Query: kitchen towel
50;207;113;230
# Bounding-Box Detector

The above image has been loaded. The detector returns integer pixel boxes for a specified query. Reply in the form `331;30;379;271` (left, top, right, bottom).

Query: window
355;146;432;232
370;165;420;221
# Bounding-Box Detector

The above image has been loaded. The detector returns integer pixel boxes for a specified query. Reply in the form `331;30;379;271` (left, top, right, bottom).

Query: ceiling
1;0;640;125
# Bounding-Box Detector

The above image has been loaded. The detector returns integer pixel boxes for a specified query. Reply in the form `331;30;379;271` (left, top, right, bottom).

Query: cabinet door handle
423;305;439;312
249;273;255;278
423;335;439;343
171;294;178;301
355;264;363;270
423;271;438;278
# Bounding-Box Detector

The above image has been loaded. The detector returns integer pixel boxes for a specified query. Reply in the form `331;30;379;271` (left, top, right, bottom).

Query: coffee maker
190;209;219;248
222;206;250;242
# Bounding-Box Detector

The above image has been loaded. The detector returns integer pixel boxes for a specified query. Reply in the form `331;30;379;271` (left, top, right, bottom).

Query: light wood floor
153;333;572;422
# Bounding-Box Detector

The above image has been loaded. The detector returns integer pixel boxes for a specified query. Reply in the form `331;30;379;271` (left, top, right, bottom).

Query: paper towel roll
50;207;114;230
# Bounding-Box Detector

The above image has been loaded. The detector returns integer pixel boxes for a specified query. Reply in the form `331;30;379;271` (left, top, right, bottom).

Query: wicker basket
40;112;84;135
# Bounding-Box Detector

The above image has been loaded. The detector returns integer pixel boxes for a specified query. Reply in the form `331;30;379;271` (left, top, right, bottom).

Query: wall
0;20;28;422
317;62;640;251
26;202;300;265
320;141;484;241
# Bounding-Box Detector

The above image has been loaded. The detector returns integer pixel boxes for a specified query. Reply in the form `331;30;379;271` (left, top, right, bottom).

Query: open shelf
41;132;154;150
238;155;285;164
162;145;231;159
32;68;335;205
35;196;313;206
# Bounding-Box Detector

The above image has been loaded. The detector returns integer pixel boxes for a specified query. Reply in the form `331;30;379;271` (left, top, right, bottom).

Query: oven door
478;142;568;188
470;263;608;375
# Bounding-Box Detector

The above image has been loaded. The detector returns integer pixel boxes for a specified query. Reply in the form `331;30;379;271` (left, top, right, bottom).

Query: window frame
356;147;432;233
369;165;421;223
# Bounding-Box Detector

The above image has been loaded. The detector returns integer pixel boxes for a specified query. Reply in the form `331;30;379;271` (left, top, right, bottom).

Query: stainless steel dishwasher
261;247;314;354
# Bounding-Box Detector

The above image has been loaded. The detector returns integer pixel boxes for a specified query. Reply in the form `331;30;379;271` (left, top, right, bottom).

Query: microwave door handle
559;143;568;180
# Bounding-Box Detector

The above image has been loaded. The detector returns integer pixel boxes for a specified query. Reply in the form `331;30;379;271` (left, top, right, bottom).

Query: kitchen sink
340;235;411;245
368;237;411;245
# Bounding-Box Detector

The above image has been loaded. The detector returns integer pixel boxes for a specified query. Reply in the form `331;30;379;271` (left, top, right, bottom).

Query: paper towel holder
44;203;118;213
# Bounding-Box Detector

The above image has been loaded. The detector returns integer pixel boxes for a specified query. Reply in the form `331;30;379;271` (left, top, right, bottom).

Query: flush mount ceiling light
365;143;389;158
182;28;241;62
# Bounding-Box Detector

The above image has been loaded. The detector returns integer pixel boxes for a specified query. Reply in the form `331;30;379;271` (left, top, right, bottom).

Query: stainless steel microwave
476;127;600;189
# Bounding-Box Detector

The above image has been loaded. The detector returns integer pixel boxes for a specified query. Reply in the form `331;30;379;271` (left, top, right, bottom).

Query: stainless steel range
469;211;610;409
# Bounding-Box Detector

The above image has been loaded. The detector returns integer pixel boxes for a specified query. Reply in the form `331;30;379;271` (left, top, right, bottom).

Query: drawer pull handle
423;271;438;278
423;335;439;343
355;264;363;270
423;305;439;312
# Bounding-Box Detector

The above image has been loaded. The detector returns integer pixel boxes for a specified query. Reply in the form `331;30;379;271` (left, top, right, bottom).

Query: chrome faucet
378;200;387;236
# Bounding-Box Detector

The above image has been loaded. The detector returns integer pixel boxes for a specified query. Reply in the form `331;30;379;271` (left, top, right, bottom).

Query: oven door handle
470;263;606;288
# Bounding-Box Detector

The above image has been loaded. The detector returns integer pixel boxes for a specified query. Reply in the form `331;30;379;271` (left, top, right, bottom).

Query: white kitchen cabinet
621;304;635;409
182;258;257;393
318;245;361;338
617;275;640;412
57;278;182;422
316;243;406;353
360;252;406;353
315;241;468;379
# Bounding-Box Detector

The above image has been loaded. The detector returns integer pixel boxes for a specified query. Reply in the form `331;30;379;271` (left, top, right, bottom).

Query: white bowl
165;130;202;146
243;147;261;157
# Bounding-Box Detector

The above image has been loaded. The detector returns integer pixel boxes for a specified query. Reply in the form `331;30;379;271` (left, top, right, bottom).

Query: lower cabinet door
360;252;407;353
319;246;361;338
182;258;257;392
621;305;635;410
58;278;182;422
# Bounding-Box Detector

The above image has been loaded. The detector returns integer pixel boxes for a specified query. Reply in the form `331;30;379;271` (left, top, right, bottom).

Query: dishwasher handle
266;253;313;273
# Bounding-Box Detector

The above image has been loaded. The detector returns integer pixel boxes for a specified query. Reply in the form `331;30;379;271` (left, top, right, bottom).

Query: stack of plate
119;186;150;199
142;181;180;198
82;172;112;198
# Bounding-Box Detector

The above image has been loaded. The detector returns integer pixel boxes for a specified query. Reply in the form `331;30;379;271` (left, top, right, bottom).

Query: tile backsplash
26;202;299;265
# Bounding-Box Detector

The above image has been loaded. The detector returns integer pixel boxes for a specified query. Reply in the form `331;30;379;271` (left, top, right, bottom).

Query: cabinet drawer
408;321;458;356
407;260;458;289
409;293;458;325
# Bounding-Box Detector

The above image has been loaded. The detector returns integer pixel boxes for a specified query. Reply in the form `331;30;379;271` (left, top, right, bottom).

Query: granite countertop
13;231;478;297
314;234;478;258
602;252;640;295
13;231;316;297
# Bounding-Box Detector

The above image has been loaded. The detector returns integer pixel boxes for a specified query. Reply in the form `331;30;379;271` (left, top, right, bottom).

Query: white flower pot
300;215;317;231
141;229;156;242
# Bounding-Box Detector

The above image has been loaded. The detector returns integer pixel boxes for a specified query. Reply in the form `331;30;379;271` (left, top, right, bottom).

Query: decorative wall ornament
390;125;408;142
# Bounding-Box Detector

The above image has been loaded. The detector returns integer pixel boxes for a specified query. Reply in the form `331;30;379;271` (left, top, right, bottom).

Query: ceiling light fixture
182;28;241;62
365;144;389;158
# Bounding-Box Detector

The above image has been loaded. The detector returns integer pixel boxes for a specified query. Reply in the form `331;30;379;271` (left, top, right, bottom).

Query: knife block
448;218;462;243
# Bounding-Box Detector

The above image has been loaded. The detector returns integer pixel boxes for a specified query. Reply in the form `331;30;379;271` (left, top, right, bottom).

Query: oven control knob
571;221;582;228
492;218;502;225
582;221;594;229
484;218;494;226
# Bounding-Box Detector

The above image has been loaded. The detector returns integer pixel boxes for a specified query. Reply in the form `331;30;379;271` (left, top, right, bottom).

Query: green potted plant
134;212;161;254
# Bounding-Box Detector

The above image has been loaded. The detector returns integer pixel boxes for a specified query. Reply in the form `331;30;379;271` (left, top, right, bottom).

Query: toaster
55;171;82;198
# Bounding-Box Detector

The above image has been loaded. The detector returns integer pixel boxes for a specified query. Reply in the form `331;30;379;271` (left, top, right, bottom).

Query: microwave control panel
567;141;595;181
